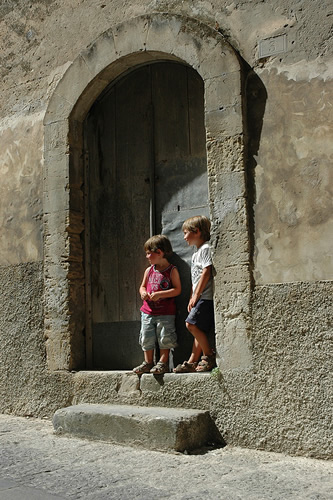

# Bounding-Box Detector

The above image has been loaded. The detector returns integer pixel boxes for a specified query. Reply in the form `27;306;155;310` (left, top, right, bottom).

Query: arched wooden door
84;62;209;369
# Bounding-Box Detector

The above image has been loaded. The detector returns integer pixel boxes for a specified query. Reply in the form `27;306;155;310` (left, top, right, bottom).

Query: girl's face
145;249;163;265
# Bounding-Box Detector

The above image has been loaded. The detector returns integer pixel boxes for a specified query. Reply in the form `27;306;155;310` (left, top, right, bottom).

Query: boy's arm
149;267;182;302
188;265;212;311
139;268;150;301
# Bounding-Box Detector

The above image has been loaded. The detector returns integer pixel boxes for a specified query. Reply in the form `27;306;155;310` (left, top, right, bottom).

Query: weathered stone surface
53;403;222;452
0;1;332;462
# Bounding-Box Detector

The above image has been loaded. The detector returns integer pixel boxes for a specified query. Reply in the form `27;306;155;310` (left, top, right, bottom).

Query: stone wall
0;0;332;458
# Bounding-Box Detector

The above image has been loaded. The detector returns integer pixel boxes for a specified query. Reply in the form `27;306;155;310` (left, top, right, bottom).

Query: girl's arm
188;265;212;311
149;267;182;302
139;267;150;301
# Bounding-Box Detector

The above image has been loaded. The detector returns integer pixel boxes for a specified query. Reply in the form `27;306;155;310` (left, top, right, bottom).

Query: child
133;235;181;375
173;215;216;373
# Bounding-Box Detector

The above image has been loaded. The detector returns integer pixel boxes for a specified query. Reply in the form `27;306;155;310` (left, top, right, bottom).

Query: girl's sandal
150;361;169;375
173;361;198;373
133;361;154;375
195;353;216;372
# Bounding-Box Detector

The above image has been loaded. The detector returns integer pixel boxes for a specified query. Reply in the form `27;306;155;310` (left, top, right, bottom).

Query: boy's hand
188;296;198;312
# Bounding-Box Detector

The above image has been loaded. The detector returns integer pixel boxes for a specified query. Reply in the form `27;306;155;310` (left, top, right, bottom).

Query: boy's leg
187;337;202;364
186;322;213;358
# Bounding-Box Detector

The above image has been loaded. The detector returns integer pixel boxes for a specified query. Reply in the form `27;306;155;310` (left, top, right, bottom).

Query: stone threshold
53;403;223;452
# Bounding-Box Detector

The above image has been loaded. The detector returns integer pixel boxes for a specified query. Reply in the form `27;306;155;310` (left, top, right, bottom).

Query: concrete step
53;403;223;452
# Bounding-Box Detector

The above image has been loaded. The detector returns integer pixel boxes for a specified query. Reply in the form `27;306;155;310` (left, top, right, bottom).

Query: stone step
53;403;223;452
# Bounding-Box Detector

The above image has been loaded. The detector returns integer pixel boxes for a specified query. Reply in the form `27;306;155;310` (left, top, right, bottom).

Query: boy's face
183;229;200;246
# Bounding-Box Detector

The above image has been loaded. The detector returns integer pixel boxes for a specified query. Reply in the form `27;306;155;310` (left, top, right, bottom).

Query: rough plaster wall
0;263;47;415
0;0;332;458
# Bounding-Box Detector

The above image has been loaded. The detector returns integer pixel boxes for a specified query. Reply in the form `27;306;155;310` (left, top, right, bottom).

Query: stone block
44;121;69;157
215;315;253;371
146;14;183;59
205;71;241;112
45;336;71;371
44;156;70;188
44;210;69;235
207;135;245;173
213;263;251;285
72;371;131;401
199;42;239;79
118;373;141;395
81;29;118;78
51;55;93;107
210;197;248;232
53;403;222;452
44;225;70;260
44;278;69;315
205;102;243;138
215;280;251;307
44;92;74;125
112;16;150;57
44;186;70;214
215;233;249;268
209;170;247;203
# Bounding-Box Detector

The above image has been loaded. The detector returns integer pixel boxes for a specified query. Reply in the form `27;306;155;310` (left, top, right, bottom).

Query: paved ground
0;414;332;500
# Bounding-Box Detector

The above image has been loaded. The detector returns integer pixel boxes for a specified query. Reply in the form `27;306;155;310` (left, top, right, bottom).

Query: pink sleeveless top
140;264;177;316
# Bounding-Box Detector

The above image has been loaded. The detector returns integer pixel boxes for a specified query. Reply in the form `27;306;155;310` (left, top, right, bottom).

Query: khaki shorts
139;312;177;351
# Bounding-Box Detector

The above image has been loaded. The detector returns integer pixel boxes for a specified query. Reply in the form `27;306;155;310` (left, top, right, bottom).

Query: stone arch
43;13;251;371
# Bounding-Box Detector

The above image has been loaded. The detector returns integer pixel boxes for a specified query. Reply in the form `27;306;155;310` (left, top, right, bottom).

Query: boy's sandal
150;361;169;375
195;353;216;372
133;361;154;375
173;361;198;373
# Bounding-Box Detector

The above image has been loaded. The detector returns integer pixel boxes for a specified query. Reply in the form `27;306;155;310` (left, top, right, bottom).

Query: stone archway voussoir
44;55;94;125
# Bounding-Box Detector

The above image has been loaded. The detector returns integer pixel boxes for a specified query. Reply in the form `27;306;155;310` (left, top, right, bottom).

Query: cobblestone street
0;414;332;499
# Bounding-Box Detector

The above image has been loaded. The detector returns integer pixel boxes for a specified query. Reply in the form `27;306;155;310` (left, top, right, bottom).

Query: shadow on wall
243;63;268;280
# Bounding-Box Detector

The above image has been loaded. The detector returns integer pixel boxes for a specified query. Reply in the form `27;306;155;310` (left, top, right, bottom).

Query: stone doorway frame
43;13;252;372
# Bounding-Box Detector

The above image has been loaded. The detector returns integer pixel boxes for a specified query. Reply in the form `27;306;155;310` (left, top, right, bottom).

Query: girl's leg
144;349;154;364
186;322;214;358
157;316;176;365
159;349;169;364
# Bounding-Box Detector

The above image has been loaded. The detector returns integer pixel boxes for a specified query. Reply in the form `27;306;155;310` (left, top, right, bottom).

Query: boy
173;215;216;373
133;235;181;375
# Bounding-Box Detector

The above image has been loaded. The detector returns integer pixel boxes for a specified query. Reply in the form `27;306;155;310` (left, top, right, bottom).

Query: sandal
195;352;216;372
133;361;154;375
150;361;169;375
173;361;198;373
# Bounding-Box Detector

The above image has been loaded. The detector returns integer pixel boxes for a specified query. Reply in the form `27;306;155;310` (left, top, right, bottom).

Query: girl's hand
149;291;161;302
141;292;149;301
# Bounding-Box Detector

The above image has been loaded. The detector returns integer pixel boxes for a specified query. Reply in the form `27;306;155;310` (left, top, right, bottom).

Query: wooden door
85;62;208;369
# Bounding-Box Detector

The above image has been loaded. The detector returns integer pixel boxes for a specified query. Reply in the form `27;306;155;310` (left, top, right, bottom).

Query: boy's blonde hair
182;215;211;242
144;234;173;256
